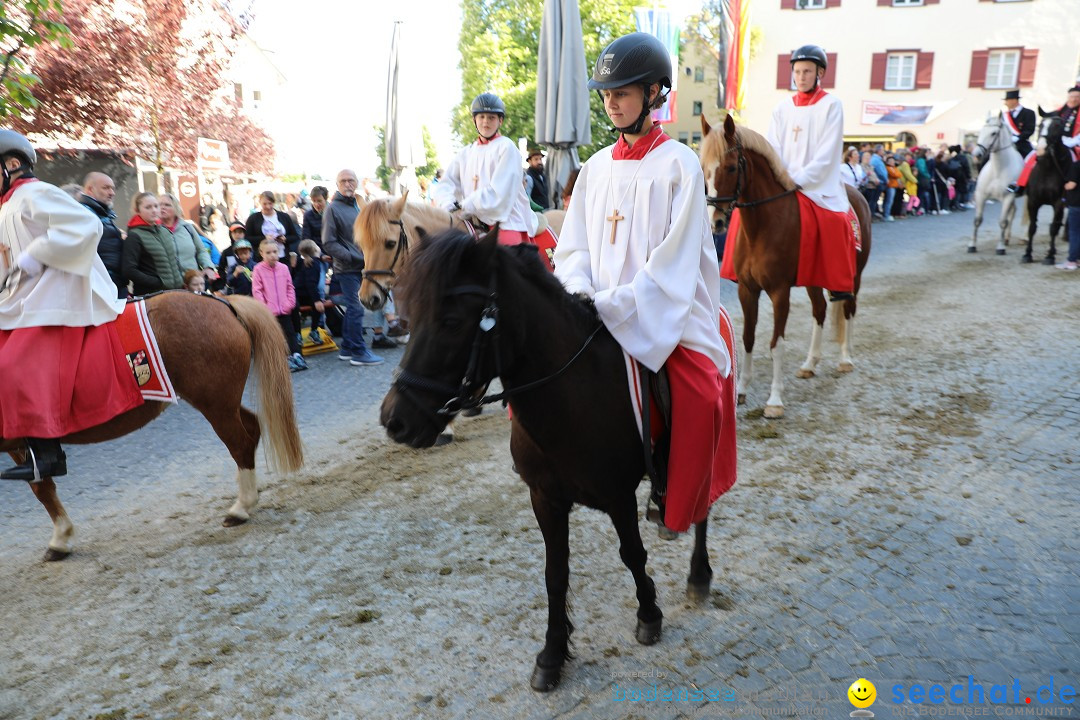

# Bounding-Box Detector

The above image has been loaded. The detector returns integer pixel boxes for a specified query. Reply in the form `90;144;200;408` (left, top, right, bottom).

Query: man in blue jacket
321;169;382;366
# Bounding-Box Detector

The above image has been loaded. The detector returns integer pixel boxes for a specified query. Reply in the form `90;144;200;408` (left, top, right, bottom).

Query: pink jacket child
252;259;296;316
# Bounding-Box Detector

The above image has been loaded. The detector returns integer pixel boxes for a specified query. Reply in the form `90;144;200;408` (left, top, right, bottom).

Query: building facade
676;0;1079;151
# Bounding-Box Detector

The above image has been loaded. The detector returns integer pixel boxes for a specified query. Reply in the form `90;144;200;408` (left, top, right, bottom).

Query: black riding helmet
471;92;505;140
790;45;827;70
589;32;672;135
0;129;36;195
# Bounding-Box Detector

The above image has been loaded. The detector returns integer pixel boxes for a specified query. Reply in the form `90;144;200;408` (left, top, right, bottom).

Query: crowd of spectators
842;142;977;222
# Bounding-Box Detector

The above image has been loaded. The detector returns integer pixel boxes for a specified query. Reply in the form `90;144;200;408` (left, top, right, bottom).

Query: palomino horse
1021;110;1068;264
380;229;720;692
3;292;304;560
970;112;1024;255
699;114;871;418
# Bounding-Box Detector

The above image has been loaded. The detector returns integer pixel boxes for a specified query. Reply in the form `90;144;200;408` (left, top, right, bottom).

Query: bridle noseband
392;268;604;431
976;115;1008;157
704;132;795;224
360;219;409;301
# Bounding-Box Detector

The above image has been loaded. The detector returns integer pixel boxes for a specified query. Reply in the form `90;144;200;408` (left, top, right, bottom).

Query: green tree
455;0;637;162
0;0;71;118
374;124;441;193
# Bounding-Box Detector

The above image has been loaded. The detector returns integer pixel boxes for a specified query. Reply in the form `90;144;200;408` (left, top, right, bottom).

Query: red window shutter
830;0;841;6
877;0;891;5
870;53;887;90
969;50;989;88
916;51;934;89
781;0;796;9
777;54;791;89
823;53;837;88
925;0;940;4
1018;48;1038;87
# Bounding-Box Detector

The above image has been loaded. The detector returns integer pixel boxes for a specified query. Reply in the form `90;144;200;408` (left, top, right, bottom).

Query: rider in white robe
431;92;538;238
766;45;850;214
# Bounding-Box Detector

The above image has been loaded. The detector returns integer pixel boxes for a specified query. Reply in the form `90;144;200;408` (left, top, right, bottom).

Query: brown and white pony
3;292;304;560
699;114;872;418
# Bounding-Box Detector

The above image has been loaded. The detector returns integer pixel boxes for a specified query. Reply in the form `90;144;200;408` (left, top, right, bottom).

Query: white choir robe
430;135;538;235
553;140;731;377
766;92;851;213
0;181;124;330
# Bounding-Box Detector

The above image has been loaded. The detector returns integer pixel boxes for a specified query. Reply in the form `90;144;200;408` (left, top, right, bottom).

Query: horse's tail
227;296;304;473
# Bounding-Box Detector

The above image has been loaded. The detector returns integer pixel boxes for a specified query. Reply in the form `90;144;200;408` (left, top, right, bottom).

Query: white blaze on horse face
704;159;721;226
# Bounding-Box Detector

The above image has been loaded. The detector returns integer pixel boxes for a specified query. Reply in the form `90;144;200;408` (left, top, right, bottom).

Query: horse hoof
686;581;711;604
1020;255;1033;264
995;248;1006;256
838;362;855;373
1042;256;1056;266
42;547;70;562
434;432;453;447
636;617;663;645
795;368;815;379
764;404;784;419
657;525;680;541
967;246;977;254
736;394;746;406
529;663;561;692
222;515;248;528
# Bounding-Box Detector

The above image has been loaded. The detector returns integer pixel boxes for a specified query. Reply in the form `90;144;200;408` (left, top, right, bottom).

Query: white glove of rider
1062;135;1080;149
16;252;44;277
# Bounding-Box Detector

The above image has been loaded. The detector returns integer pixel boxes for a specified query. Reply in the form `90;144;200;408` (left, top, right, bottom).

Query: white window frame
796;0;826;9
885;53;917;91
892;0;924;5
985;49;1020;89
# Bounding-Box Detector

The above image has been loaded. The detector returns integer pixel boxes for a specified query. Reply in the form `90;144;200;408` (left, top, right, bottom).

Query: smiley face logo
848;678;877;708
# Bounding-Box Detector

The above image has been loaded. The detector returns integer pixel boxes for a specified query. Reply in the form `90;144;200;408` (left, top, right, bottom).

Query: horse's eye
384;239;396;249
726;165;737;174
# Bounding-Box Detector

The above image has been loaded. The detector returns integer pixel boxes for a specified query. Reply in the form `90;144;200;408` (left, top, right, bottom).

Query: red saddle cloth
114;299;178;403
720;191;860;292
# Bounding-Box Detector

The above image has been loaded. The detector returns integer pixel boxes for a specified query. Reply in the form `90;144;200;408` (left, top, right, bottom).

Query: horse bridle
392;270;604;430
704;132;795;223
360;219;409;301
976;115;1008;157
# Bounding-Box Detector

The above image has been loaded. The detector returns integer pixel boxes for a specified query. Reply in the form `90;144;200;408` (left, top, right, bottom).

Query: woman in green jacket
123;192;184;296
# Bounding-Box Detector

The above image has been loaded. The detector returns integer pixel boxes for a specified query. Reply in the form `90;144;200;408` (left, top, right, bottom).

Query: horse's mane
356;197;451;247
400;229;595;329
701;123;797;191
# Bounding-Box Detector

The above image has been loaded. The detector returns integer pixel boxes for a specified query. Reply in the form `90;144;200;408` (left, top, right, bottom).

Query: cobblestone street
1;204;1077;720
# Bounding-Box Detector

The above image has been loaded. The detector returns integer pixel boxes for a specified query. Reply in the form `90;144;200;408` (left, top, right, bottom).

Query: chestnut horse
380;228;718;692
700;114;871;418
3;291;304;560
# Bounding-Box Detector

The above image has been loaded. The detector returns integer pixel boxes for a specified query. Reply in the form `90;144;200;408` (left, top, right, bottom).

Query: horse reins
393;273;605;427
976;116;1009;157
360;219;409;301
704;133;795;223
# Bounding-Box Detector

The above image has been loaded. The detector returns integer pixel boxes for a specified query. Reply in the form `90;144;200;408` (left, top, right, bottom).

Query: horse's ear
356;195;368;210
415;225;429;241
390;191;408;219
701;114;712;136
477;223;499;265
1038;105;1048;118
723;112;736;139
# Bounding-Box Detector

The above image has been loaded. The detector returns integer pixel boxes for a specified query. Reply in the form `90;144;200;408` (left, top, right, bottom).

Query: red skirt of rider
720;194;857;292
498;228;558;273
1017;152;1037;187
0;323;143;438
655;344;737;533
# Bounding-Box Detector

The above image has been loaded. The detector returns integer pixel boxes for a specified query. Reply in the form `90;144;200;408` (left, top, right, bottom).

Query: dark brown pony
380;228;717;692
3;292;304;560
1022;109;1068;264
700;114;871;418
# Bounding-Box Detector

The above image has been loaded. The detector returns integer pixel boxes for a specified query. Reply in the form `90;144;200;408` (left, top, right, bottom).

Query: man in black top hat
1003;89;1036;158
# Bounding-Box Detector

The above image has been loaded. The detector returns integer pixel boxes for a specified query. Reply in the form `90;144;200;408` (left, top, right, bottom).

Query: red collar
1;177;38;204
613;123;669;160
792;87;828;107
127;215;159;229
477;133;502;146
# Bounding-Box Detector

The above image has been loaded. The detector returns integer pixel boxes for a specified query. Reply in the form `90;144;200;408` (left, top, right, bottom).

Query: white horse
970;113;1024;255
